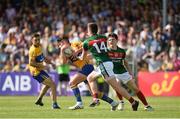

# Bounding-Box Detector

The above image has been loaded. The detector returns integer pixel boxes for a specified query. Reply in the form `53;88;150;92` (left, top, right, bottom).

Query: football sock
128;97;135;104
93;93;98;101
99;92;113;104
137;91;148;106
37;97;42;102
72;87;82;102
116;91;123;100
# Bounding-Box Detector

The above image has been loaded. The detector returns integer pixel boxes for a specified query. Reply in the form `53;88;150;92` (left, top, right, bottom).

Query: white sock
111;101;118;106
77;102;83;105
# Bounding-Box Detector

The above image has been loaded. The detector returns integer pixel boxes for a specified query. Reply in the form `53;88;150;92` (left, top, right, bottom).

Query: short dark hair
32;33;40;39
108;33;118;40
57;35;70;44
56;36;63;42
88;23;98;34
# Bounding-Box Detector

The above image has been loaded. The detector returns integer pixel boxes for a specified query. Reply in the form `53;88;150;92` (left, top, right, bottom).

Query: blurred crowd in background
0;0;180;73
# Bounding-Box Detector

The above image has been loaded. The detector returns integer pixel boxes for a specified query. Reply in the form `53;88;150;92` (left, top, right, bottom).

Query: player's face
32;36;40;47
107;37;117;49
58;41;63;47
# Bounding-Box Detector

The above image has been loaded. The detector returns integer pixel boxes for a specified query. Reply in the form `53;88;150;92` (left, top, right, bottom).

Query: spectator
105;25;113;37
142;52;163;73
0;25;6;43
168;39;178;59
161;52;174;71
0;0;179;73
5;3;16;22
150;31;162;54
173;53;180;71
3;60;13;72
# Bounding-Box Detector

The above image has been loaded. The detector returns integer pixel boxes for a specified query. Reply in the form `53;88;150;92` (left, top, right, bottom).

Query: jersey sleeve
83;40;89;51
29;48;35;61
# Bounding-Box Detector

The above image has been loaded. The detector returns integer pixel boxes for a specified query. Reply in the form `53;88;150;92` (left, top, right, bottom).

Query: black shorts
59;74;70;82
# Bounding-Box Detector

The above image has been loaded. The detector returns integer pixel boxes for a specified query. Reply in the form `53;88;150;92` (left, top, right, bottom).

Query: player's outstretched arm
81;48;88;60
44;57;56;69
59;46;69;64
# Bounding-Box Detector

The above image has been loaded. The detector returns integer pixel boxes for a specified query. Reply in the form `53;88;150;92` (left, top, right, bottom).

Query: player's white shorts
115;72;132;84
95;61;115;78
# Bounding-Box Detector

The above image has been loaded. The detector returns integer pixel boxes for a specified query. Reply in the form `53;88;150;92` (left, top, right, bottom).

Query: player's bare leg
87;71;118;111
87;71;100;95
115;81;124;111
87;71;101;107
85;81;100;107
35;85;49;106
127;79;153;111
105;76;139;111
85;82;93;95
42;78;60;109
68;73;87;110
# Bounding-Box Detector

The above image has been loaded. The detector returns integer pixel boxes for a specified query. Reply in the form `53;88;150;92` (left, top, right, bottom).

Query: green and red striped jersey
108;47;127;74
83;34;111;64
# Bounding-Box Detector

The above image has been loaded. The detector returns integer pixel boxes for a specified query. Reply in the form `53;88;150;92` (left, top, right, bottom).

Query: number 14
93;42;107;53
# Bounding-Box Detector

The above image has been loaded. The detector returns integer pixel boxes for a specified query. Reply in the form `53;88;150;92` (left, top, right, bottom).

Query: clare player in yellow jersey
29;33;60;109
57;38;99;110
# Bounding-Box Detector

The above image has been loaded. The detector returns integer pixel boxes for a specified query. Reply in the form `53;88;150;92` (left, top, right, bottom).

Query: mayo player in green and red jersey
82;23;139;111
107;33;154;111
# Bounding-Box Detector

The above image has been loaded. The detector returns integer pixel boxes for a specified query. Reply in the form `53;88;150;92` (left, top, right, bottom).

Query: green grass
0;96;180;118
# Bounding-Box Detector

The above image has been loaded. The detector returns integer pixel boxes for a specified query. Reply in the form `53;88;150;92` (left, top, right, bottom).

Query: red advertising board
138;72;180;96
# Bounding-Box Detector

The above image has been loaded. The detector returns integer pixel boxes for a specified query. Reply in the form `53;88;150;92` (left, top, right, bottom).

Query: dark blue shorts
79;64;94;76
33;70;50;83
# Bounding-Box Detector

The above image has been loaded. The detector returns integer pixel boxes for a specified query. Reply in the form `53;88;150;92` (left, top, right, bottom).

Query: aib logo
151;73;179;95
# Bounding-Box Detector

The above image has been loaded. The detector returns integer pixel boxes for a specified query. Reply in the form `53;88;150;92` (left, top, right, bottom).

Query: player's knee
69;80;77;88
133;87;140;93
87;73;93;81
87;77;92;82
49;80;56;88
45;85;50;89
104;76;115;82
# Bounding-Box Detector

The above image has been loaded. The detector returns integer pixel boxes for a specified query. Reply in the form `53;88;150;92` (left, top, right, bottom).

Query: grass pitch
0;96;180;118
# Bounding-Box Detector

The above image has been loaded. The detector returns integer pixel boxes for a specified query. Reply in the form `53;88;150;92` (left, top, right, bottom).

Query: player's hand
129;73;134;79
51;63;56;69
61;45;68;50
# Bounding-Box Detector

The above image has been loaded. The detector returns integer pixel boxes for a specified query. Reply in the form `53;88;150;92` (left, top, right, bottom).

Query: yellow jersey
71;41;82;52
70;41;91;69
29;45;45;76
68;54;90;69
